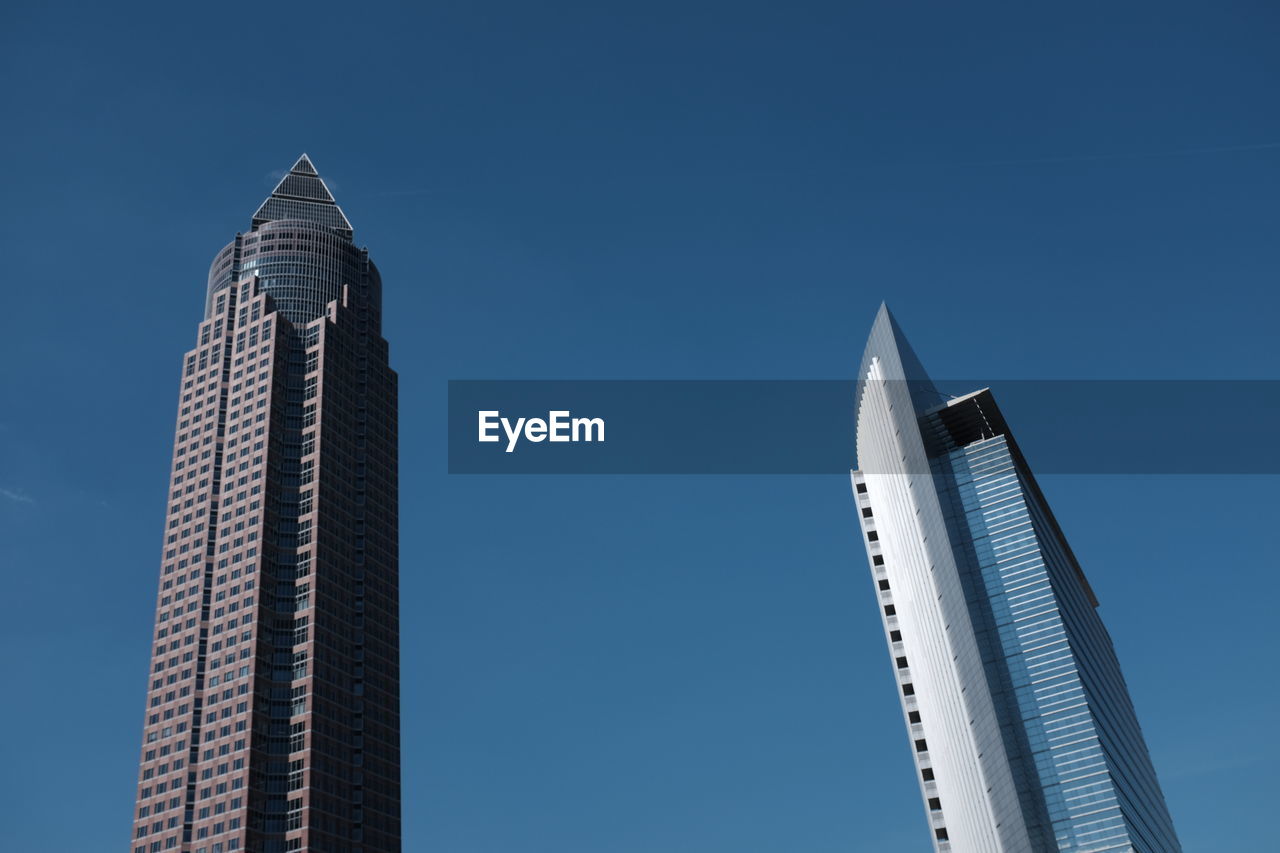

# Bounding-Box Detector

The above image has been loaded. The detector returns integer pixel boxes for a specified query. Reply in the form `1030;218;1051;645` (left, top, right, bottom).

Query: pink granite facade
131;157;399;853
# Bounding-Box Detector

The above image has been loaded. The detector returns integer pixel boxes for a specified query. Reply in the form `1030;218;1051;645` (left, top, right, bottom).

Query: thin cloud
1162;747;1267;781
974;141;1280;167
1;488;35;505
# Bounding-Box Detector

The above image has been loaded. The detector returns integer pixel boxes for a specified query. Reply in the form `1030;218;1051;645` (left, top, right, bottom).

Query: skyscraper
851;306;1180;853
131;155;400;853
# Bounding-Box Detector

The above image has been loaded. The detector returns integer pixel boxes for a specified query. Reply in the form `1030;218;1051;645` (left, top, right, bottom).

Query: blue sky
1;2;1277;851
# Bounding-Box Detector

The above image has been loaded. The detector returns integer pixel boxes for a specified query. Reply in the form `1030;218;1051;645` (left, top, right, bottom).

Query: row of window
856;480;950;844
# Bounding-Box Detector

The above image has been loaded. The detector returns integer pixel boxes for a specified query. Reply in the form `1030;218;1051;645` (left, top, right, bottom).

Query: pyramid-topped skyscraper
132;155;401;853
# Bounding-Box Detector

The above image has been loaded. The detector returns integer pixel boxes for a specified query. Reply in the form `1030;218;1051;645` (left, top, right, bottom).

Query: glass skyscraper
852;305;1180;853
131;155;400;853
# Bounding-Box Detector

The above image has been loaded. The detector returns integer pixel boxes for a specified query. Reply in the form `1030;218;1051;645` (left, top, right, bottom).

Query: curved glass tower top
205;154;381;330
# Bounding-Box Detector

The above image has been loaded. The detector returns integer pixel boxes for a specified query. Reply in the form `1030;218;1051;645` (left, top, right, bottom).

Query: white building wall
854;352;1033;853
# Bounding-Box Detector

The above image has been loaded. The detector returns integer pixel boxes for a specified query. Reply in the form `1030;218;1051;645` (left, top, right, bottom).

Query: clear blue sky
2;2;1277;851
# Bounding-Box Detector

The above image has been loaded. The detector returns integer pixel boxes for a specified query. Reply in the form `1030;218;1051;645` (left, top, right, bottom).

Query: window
921;767;934;781
889;630;902;642
908;711;921;724
895;656;908;669
914;739;928;752
855;482;867;493
884;604;895;616
928;797;941;811
861;507;873;518
935;828;949;841
867;531;878;541
878;579;890;591
902;683;914;696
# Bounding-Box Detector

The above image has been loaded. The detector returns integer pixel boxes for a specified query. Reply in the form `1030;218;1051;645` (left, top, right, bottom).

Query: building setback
851;305;1181;853
131;155;400;853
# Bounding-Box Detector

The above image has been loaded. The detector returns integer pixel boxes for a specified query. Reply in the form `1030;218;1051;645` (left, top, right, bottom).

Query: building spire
251;153;353;238
855;304;943;421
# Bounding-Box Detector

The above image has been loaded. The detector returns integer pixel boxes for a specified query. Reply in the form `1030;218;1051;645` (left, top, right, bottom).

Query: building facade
852;306;1180;853
131;155;400;853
